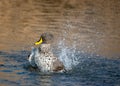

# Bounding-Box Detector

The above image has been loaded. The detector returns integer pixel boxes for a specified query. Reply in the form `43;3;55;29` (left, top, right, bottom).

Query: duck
28;33;65;72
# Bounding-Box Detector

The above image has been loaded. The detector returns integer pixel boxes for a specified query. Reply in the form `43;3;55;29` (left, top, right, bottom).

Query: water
0;0;120;86
0;0;120;57
0;50;120;86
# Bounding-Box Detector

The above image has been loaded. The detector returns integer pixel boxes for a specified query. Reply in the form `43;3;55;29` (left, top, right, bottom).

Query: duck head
34;32;54;45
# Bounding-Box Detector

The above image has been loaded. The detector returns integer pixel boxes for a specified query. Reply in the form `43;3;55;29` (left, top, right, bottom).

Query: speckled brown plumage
28;33;65;72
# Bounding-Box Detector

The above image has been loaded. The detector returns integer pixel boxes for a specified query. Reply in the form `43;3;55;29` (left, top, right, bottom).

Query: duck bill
34;37;43;45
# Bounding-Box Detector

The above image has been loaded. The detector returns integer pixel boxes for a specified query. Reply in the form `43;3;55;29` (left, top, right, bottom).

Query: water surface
0;51;120;86
0;0;120;86
0;0;120;57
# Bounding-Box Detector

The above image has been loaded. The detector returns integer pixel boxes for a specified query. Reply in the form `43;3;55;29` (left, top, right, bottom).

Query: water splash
56;37;80;71
54;20;81;70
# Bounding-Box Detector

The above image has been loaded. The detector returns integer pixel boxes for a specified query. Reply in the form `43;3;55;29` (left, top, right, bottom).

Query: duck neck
39;44;51;53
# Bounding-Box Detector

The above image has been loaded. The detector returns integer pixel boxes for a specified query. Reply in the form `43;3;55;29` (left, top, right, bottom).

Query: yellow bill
35;37;43;45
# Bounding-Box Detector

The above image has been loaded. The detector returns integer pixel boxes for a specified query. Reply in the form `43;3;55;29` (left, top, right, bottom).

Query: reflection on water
0;0;120;58
0;51;120;86
0;0;120;86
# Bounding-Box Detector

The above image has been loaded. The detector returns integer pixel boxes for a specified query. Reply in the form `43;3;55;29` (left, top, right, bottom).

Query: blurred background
0;0;120;58
0;1;120;86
